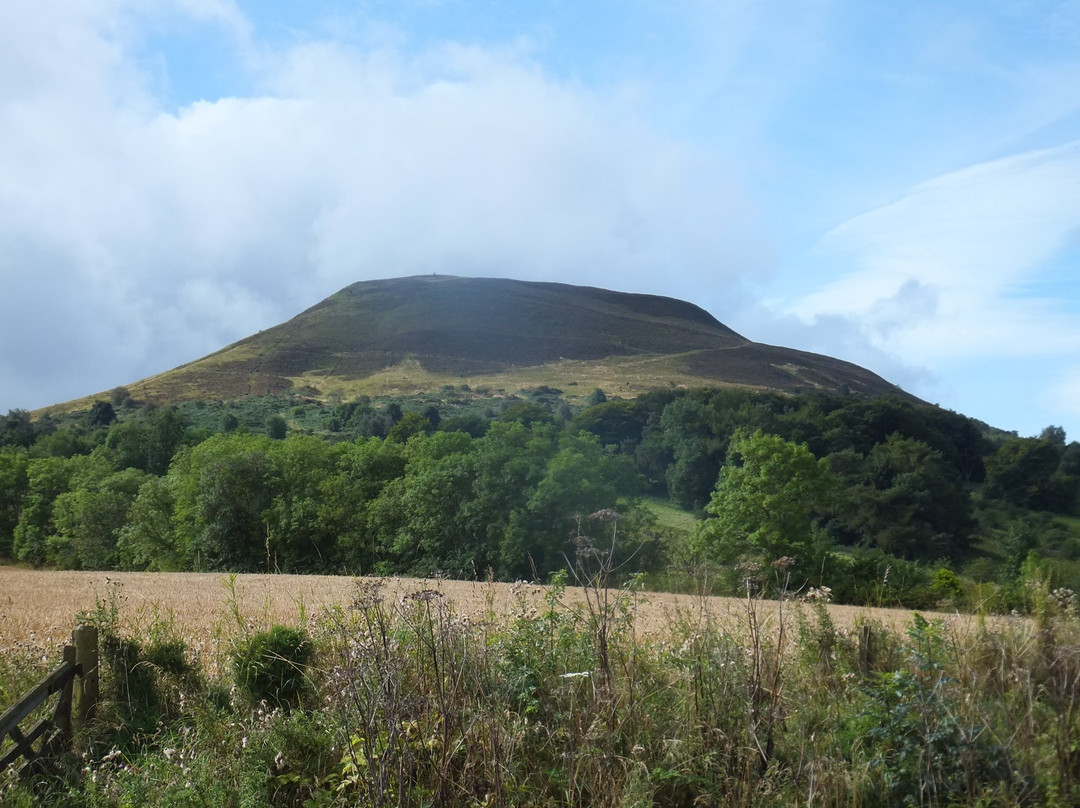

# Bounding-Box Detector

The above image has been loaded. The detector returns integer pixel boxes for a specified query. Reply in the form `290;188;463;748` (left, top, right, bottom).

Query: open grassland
47;352;730;416
286;353;730;404
128;353;738;411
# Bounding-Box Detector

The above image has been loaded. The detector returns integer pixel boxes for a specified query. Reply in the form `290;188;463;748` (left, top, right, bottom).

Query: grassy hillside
46;276;906;413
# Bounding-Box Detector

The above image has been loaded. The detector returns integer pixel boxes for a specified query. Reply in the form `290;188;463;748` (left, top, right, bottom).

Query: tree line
1;387;1078;606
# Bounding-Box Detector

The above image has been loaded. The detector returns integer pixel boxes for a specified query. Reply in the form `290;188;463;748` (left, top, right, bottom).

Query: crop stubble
0;566;989;662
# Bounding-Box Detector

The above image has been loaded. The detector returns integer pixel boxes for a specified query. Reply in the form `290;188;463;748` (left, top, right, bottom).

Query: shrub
77;591;198;747
856;615;1015;806
232;625;312;707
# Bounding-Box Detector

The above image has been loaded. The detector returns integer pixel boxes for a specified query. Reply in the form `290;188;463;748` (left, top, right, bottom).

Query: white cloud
0;4;769;410
787;140;1080;363
8;0;1077;445
169;0;250;35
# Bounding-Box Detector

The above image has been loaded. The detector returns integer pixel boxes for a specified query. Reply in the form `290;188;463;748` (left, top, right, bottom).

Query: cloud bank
776;140;1080;433
0;2;769;410
3;0;1080;440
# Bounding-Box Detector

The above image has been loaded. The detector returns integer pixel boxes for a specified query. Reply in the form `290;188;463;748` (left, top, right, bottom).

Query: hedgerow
4;571;1079;807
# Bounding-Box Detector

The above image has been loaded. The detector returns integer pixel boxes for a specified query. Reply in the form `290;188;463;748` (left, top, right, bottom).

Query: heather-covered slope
71;275;905;406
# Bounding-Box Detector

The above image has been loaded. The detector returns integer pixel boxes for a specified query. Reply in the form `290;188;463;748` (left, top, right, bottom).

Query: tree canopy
4;386;1080;608
697;429;838;585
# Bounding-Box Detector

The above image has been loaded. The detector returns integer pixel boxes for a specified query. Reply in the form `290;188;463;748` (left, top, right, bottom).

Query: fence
0;625;98;777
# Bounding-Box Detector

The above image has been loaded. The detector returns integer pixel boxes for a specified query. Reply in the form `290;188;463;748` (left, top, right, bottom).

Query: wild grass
0;566;941;655
45;351;734;417
1;566;1071;807
177;352;738;410
640;497;699;534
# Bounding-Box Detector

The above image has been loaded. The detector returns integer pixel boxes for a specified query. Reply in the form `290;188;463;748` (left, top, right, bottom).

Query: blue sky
2;0;1080;439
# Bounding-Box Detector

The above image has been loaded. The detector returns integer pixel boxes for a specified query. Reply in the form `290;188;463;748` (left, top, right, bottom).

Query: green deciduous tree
263;436;340;572
387;410;432;443
104;406;191;475
109;386;133;408
116;476;180;570
499;400;554;428
87;400;117;428
572;399;645;450
170;434;273;570
368;446;478;576
0;409;36;448
462;422;554;577
364;431;482;575
659;395;726;510
985;436;1073;512
507;431;641;577
50;468;148;568
266;414;287;440
841;434;973;559
697;429;838;584
320;437;407;571
30;427;98;459
0;447;29;557
12;454;112;565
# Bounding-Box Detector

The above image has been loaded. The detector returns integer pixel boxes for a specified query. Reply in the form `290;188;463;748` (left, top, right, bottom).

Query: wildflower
805;586;833;603
102;747;122;763
588;508;620;522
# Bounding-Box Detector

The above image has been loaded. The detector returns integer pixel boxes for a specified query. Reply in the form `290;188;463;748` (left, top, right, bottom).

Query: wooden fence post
53;645;77;739
72;625;98;734
858;623;873;676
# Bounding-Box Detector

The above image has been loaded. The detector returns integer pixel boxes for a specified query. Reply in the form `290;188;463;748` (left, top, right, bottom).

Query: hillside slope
66;275;907;407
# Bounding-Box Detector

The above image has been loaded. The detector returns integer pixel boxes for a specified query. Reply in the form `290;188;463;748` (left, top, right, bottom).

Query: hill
60;275;907;409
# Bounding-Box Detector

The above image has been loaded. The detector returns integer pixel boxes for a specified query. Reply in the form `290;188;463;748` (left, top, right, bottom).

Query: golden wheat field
0;565;1014;667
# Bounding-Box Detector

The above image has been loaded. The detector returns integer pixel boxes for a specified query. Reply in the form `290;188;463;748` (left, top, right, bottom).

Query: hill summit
91;275;905;405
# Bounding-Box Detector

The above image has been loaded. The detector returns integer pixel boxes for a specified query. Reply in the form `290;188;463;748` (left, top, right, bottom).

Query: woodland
2;385;1078;612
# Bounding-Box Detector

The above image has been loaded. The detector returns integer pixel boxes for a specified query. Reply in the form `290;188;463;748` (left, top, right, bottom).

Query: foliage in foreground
3;571;1080;807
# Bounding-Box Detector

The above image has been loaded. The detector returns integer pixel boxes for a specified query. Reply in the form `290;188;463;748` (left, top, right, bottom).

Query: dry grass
0;566;1007;662
46;354;734;417
285;354;734;406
